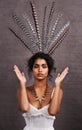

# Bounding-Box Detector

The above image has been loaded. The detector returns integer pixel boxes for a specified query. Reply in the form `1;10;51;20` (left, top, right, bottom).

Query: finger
14;65;21;73
62;67;69;74
13;65;18;72
14;65;18;69
64;67;69;72
22;72;25;76
57;73;60;77
13;65;22;77
63;67;69;76
60;67;69;79
14;65;19;70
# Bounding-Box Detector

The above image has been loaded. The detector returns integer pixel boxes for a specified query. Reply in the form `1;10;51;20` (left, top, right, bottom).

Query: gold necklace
30;86;49;108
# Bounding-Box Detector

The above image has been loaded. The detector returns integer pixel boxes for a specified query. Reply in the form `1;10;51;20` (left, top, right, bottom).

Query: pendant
35;97;45;105
38;99;42;104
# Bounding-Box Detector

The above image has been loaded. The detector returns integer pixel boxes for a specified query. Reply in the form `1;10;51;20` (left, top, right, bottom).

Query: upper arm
17;87;30;112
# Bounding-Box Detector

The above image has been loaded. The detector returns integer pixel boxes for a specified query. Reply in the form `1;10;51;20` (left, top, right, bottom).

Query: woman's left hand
55;67;69;86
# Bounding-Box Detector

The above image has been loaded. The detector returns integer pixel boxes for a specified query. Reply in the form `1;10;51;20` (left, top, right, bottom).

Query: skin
14;58;69;116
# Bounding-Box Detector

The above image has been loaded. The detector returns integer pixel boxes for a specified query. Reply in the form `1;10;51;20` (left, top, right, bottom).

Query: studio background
0;0;82;130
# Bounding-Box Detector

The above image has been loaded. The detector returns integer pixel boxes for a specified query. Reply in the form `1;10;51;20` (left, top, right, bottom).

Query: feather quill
10;1;70;55
48;21;70;49
45;14;62;51
12;13;39;53
41;6;47;50
9;28;35;54
48;29;69;55
48;22;70;55
45;1;55;44
23;13;39;47
30;1;42;51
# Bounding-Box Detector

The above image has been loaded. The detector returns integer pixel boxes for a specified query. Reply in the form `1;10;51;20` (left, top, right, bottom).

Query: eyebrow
33;63;48;68
34;63;47;65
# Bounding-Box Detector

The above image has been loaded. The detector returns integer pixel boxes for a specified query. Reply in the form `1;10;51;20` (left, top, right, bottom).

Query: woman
14;52;69;130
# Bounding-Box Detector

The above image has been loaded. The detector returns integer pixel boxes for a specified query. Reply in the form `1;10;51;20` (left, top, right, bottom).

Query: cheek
44;68;49;75
32;69;38;75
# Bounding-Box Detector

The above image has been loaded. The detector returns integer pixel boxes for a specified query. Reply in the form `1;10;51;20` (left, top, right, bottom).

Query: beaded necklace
30;85;49;108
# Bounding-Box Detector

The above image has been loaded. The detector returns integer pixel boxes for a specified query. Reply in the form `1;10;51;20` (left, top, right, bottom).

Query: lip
37;73;43;77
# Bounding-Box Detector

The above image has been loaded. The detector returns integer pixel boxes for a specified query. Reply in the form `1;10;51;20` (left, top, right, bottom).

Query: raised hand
14;65;27;85
55;67;69;86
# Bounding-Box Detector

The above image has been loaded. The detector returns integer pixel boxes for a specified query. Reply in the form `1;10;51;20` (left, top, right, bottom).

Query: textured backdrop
0;0;82;130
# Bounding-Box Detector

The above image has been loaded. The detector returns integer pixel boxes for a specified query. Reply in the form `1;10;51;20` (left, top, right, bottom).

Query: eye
42;64;48;68
33;64;39;68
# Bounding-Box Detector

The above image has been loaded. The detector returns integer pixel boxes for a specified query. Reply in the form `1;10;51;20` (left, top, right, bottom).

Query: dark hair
28;52;56;75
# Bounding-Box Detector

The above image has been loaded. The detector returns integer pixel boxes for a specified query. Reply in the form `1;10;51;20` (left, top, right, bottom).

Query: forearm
48;67;68;115
17;82;30;112
48;84;63;115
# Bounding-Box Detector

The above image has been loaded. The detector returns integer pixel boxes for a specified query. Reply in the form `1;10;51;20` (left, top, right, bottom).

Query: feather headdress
9;0;70;55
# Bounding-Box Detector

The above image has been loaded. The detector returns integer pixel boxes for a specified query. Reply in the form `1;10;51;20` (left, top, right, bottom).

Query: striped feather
12;13;39;53
30;1;42;51
10;1;70;55
45;14;62;52
9;28;36;54
48;22;70;55
45;1;55;44
23;13;39;47
48;21;70;49
41;6;47;51
48;14;62;44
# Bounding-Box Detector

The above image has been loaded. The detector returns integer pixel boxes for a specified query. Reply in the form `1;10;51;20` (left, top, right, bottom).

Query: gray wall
0;0;82;130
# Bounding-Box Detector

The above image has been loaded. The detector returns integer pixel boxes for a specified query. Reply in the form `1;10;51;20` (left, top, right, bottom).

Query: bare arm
48;67;69;116
14;65;30;112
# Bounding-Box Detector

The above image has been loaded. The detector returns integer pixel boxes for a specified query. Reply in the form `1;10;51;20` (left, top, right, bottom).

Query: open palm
55;67;69;86
14;65;27;84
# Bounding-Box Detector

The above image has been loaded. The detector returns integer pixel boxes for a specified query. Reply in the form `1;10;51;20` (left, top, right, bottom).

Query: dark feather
30;1;42;51
9;27;34;54
23;13;39;48
48;21;70;49
12;13;39;53
41;6;47;51
45;1;55;44
48;27;70;55
48;14;62;44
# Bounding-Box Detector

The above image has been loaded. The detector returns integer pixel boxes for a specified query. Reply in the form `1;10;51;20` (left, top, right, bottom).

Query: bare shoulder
26;86;33;97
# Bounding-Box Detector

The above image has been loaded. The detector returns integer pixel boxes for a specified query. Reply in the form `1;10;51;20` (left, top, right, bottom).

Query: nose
38;66;42;72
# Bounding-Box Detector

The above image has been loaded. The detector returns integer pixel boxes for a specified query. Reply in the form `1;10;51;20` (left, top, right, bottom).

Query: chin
34;76;43;79
37;77;46;81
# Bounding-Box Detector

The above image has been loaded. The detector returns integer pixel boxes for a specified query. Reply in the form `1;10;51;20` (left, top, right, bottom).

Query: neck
33;79;47;89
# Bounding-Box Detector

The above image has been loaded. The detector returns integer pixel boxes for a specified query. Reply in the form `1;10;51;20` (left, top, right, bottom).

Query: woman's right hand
14;65;27;85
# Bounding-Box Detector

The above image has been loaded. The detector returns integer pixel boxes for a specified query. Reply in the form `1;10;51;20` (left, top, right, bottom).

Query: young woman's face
32;58;49;80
